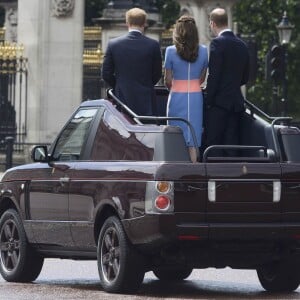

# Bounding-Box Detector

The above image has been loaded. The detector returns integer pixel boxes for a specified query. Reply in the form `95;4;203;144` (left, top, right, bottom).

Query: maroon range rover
1;88;300;294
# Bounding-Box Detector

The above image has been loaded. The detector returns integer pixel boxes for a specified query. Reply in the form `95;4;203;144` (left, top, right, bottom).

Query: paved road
1;259;300;300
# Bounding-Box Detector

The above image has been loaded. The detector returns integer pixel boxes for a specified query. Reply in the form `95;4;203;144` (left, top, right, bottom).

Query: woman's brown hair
173;15;199;62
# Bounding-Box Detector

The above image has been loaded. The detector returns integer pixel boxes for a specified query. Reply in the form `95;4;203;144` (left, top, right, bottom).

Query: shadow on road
31;277;300;299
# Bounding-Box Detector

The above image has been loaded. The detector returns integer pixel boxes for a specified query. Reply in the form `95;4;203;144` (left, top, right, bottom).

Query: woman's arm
164;69;173;90
199;68;207;86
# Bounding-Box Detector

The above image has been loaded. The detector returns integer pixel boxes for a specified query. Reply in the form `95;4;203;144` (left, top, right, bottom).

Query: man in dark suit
204;7;250;156
102;7;162;116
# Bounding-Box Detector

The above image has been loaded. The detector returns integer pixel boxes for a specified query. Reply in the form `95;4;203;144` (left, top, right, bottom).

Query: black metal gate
82;27;104;100
0;42;28;152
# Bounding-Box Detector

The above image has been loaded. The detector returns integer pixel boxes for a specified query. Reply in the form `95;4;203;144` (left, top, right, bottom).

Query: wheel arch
94;204;119;245
0;197;18;219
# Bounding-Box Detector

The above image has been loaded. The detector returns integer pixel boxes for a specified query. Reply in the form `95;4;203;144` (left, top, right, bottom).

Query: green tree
234;0;300;118
156;0;180;28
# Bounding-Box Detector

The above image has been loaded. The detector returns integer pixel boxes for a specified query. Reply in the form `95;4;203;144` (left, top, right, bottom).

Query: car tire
257;261;300;292
0;209;44;282
153;266;193;281
97;215;145;293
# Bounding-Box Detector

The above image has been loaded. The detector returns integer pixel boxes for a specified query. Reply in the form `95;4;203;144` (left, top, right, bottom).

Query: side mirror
31;145;49;162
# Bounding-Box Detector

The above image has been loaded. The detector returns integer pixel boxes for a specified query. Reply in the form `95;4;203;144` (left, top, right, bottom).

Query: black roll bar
203;145;268;163
271;117;292;161
245;99;290;122
107;89;200;161
245;99;292;161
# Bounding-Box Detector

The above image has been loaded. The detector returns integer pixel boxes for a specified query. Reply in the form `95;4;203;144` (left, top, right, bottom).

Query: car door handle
273;181;281;203
208;180;216;202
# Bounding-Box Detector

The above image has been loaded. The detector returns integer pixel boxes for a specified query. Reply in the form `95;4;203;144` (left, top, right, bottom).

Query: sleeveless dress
164;45;208;147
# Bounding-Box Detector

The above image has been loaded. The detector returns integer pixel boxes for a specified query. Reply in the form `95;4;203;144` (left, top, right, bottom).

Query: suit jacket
102;31;162;116
206;31;250;112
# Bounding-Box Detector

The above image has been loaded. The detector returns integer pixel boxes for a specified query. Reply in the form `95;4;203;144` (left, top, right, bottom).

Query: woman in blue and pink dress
164;16;208;163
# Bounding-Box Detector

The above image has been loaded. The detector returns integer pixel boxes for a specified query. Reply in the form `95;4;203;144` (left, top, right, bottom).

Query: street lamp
276;11;294;45
276;11;294;116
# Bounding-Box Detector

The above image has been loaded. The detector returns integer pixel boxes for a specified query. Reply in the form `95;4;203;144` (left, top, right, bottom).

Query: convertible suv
1;88;300;294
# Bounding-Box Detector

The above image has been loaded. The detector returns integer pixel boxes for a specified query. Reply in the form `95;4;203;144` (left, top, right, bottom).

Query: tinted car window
52;108;98;161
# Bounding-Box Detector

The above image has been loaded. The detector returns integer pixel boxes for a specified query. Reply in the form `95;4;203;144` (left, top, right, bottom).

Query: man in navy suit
204;7;250;156
102;7;162;116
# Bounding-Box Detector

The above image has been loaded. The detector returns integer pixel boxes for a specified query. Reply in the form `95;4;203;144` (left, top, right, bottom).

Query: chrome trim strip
208;179;279;182
31;179;152;183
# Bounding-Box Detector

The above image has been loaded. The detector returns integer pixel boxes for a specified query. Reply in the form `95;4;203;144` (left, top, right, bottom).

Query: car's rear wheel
153;266;193;281
257;260;300;292
0;209;44;282
97;216;145;293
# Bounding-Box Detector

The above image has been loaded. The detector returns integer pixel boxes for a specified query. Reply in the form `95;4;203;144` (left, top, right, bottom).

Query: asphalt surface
1;259;300;300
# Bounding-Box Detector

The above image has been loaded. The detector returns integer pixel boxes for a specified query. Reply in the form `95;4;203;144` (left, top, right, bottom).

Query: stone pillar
17;0;84;143
177;0;239;46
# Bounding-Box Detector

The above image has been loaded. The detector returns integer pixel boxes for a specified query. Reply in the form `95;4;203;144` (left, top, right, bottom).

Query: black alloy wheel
0;217;20;273
0;209;44;282
97;216;145;293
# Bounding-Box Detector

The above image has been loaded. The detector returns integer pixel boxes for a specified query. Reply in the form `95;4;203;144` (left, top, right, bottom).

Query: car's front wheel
97;216;145;293
0;209;44;282
257;260;300;292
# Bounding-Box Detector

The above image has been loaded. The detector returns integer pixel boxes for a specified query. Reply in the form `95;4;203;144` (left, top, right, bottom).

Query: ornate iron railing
0;41;28;152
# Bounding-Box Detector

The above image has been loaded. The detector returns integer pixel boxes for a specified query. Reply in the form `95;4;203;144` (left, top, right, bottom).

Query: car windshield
52;108;98;161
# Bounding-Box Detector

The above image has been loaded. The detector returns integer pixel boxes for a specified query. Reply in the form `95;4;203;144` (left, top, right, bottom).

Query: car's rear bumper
123;215;300;268
122;214;300;245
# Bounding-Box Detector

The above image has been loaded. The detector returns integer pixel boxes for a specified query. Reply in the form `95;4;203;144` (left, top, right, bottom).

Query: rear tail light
155;195;171;211
145;181;174;214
